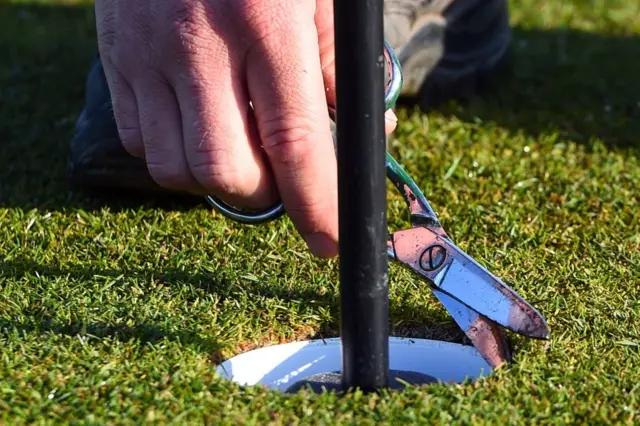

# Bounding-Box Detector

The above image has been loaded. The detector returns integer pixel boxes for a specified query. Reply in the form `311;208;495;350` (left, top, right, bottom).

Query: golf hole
216;337;492;392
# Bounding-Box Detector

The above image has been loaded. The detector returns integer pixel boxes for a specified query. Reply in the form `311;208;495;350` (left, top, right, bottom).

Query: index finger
246;8;339;258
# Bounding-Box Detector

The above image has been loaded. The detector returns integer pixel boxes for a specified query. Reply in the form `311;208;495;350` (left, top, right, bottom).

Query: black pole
334;0;389;392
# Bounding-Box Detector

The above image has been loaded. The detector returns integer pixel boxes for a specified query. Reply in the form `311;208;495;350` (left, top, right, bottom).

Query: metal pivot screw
419;245;446;271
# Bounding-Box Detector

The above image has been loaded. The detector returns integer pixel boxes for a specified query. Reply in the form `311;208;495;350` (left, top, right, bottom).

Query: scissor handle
385;152;442;231
206;40;404;224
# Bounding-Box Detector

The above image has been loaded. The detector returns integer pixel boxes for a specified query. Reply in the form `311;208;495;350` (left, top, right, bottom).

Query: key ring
205;40;403;224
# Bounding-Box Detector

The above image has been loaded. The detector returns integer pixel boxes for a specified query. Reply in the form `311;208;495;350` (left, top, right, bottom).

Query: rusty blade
388;234;513;367
389;227;550;339
431;288;512;368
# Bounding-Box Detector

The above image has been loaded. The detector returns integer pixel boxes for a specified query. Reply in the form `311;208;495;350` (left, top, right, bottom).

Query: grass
0;0;639;423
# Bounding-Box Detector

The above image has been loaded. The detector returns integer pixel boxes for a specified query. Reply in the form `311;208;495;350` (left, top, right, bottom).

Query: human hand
95;0;398;258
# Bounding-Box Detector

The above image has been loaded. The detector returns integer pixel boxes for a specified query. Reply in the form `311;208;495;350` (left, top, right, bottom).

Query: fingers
95;0;396;260
95;0;144;159
167;32;278;208
134;73;206;192
106;68;145;159
247;6;339;258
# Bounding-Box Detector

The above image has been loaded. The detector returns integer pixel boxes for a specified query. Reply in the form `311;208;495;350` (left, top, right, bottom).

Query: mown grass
0;0;639;424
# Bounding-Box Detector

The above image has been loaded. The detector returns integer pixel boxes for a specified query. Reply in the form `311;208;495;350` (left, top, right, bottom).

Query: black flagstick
334;0;389;392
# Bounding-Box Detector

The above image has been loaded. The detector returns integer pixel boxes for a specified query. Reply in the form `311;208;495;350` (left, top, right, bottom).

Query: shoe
68;0;512;195
67;55;174;195
384;0;512;109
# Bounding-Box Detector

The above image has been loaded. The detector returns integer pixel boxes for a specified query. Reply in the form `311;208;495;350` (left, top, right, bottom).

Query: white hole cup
215;337;493;392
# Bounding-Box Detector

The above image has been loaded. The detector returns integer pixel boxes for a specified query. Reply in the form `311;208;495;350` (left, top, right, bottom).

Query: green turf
1;0;639;424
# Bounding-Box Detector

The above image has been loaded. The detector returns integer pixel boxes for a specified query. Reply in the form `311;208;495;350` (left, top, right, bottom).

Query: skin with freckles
95;0;397;258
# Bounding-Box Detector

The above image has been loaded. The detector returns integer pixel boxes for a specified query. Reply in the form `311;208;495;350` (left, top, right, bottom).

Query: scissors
205;41;550;368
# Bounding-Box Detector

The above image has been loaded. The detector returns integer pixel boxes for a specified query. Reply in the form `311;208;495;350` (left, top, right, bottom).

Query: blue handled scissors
205;41;550;368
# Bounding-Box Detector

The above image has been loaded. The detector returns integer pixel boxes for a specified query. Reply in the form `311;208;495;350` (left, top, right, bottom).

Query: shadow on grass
0;256;467;357
0;1;637;215
0;257;227;359
400;26;640;151
0;318;223;355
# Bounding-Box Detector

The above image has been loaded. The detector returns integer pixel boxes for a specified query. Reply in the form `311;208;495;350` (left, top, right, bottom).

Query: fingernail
305;232;338;258
384;109;398;124
385;109;398;134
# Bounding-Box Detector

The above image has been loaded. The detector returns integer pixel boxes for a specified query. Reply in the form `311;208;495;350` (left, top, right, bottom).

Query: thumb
315;1;398;135
315;0;336;108
385;109;398;134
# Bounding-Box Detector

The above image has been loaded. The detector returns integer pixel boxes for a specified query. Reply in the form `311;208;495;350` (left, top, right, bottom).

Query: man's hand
95;0;397;258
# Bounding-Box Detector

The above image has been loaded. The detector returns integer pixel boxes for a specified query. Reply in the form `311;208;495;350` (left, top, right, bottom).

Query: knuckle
235;0;297;37
261;119;316;168
96;9;118;48
239;3;275;33
165;4;212;52
98;22;147;74
129;9;153;46
97;28;117;53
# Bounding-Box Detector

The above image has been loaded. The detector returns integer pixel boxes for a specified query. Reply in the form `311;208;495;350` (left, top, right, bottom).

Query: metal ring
206;40;403;224
204;195;285;224
384;40;403;111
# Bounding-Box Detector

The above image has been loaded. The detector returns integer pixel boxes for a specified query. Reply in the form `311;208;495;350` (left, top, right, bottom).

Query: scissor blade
431;288;511;369
432;241;550;339
389;227;550;339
